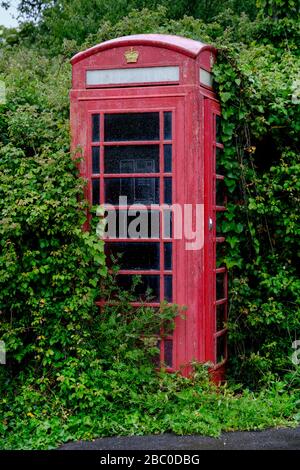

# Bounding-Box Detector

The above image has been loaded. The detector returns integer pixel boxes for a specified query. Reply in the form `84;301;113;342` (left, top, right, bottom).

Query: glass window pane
216;241;225;268
163;209;172;238
164;339;173;368
92;179;100;205
216;147;225;175
216;333;226;363
92;147;100;174
116;274;160;302
104;113;159;141
164;177;172;204
216;178;226;206
153;339;161;367
164;242;172;270
216;272;225;300
164;144;172;172
104;209;160;239
104;145;159;173
149;210;160;239
164;275;172;302
216;210;226;237
92;114;100;142
134;178;159;204
216;303;227;331
216;115;222;144
105;177;159;205
164;112;172;140
106;242;160;270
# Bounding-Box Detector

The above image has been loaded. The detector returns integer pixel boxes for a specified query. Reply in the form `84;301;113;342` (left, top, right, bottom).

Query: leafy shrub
0;285;298;449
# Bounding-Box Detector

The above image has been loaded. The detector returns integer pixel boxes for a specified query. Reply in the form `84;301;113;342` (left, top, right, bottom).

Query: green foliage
0;1;299;450
0;285;298;449
211;27;300;385
257;0;300;18
1;374;298;449
1;0;258;53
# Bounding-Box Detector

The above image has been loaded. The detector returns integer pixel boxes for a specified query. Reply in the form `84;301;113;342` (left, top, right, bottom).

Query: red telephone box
70;34;228;379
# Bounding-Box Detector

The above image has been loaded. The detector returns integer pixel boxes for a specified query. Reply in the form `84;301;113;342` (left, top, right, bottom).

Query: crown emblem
124;47;139;63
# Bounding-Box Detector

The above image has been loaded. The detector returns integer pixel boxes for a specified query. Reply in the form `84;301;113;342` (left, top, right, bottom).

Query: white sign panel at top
86;66;180;86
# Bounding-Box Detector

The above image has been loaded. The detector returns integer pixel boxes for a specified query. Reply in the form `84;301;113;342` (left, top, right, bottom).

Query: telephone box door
78;92;193;371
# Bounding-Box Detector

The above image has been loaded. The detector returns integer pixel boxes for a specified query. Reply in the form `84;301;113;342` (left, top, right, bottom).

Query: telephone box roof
70;34;214;65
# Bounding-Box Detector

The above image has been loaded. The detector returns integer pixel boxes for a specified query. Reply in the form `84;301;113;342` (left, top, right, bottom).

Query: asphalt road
60;427;300;450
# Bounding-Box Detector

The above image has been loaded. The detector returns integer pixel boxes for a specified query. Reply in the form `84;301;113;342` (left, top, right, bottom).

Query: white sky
0;1;20;28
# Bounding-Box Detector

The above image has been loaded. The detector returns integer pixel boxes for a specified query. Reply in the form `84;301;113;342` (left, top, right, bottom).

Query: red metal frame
70;34;226;379
204;98;228;381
